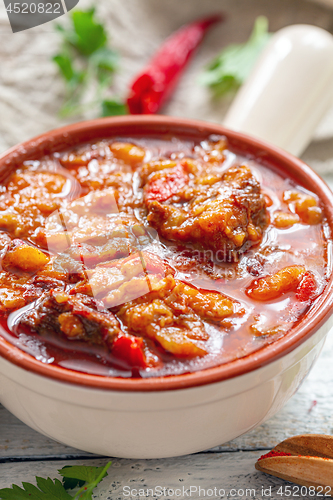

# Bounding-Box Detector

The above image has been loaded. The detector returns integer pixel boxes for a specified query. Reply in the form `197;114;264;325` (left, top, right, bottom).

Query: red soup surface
0;136;330;378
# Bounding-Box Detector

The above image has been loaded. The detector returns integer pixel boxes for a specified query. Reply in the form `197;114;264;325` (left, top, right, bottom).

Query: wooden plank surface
0;453;330;499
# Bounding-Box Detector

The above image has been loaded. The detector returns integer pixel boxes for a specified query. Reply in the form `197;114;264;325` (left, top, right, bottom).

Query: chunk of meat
120;297;208;357
283;190;322;225
2;239;49;273
63;148;138;201
66;239;134;267
38;217;146;260
17;291;122;349
34;189;129;251
72;251;174;308
140;159;178;185
116;275;235;358
0;270;46;312
0;169;66;239
165;280;234;321
246;266;306;301
60;220;155;268
34;187;149;259
103;275;163;308
83;267;125;297
0;271;27;311
17;290;157;369
32;275;66;291
145;165;267;261
101;251;172;277
37;253;86;282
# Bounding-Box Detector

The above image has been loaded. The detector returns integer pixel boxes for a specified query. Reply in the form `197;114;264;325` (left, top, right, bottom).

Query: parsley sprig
199;16;271;96
53;7;126;117
0;462;111;500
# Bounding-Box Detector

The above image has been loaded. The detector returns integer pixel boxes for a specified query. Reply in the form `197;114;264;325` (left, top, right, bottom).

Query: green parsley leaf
53;53;75;82
60;467;85;491
91;47;118;73
199;16;271;96
59;462;111;500
0;477;72;500
102;99;127;116
0;463;112;500
91;47;119;85
62;476;85;491
53;53;85;89
59;463;110;485
70;8;107;56
53;7;126;117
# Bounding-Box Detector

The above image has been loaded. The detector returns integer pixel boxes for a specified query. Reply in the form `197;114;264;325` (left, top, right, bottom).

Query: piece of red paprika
258;450;292;461
112;334;147;369
127;14;223;114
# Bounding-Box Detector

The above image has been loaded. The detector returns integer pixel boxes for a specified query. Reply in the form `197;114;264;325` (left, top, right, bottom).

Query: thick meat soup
0;136;329;377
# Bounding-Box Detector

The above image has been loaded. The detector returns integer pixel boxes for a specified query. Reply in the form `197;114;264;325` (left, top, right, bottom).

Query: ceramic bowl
0;116;332;459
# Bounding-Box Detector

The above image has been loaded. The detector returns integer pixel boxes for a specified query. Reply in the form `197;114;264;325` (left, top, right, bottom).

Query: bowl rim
1;115;333;392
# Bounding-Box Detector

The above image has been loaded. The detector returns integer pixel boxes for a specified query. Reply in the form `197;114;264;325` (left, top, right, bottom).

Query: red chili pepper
127;14;223;114
112;334;147;368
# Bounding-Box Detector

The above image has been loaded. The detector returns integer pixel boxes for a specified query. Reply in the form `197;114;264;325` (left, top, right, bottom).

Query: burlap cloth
1;0;333;184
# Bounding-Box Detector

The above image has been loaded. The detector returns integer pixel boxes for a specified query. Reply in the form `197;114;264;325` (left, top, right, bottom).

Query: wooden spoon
255;435;333;495
273;434;333;459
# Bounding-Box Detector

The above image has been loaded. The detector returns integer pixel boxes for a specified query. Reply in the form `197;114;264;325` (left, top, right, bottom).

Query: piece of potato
154;327;208;357
247;266;306;301
109;142;145;166
0;289;25;310
273;211;300;228
284;190;322;225
2;240;50;273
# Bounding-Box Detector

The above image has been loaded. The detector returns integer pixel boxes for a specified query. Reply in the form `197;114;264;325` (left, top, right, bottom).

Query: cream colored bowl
0;116;332;458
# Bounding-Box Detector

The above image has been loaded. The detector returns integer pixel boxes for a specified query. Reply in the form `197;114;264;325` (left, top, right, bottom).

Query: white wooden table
1;334;332;498
1;0;333;498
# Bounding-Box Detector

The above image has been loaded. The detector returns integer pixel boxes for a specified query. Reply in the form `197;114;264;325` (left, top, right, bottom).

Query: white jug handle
223;24;333;157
